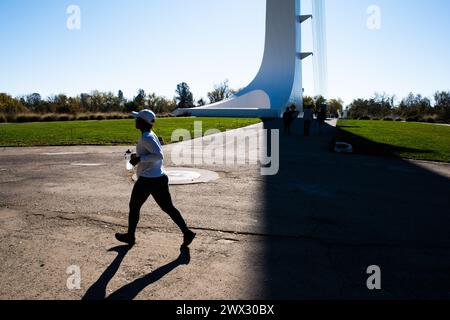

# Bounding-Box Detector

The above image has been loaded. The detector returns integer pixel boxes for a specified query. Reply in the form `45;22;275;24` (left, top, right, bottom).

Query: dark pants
304;120;312;136
128;175;188;236
284;121;292;135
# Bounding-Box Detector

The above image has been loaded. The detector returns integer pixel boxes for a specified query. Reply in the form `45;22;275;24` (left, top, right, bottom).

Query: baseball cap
131;109;156;124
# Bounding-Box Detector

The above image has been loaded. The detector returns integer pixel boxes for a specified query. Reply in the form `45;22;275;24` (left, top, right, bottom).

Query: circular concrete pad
168;167;220;184
71;163;107;167
132;167;219;185
168;170;201;182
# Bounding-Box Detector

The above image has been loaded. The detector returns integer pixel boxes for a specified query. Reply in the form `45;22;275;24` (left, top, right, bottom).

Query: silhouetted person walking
303;105;313;136
290;104;299;124
317;104;327;134
283;107;293;135
115;110;196;248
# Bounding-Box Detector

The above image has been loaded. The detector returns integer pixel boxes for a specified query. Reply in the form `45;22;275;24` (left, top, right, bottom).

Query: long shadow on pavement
106;248;190;300
82;245;133;300
82;246;190;300
261;119;450;299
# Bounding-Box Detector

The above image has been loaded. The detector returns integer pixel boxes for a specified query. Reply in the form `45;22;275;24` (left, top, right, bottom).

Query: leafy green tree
327;98;344;118
90;91;105;113
125;100;137;113
0;93;28;114
80;93;91;113
197;98;207;106
118;90;126;111
371;93;395;118
348;98;371;119
147;93;177;114
25;93;42;112
51;94;73;113
348;93;395;119
434;91;450;122
118;90;124;102
398;93;431;120
175;82;194;108
313;95;327;114
134;89;146;110
67;96;81;114
303;96;314;110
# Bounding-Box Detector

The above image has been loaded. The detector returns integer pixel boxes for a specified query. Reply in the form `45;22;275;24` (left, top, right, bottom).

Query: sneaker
115;233;136;246
181;230;196;248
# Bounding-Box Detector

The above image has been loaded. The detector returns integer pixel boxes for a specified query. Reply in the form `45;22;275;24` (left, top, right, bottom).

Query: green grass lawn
0;118;261;147
337;120;450;163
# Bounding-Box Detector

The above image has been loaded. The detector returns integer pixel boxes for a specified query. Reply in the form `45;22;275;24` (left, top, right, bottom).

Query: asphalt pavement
1;119;450;299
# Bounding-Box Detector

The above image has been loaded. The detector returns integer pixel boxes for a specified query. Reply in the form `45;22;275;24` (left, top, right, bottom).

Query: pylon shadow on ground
261;119;450;299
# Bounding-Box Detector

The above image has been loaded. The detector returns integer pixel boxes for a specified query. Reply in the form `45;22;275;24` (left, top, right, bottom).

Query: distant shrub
383;117;394;121
107;113;129;120
359;116;371;120
406;116;420;122
395;118;403;122
372;118;380;121
15;113;41;123
74;113;130;121
435;117;448;124
14;115;28;123
41;114;58;122
108;114;120;120
0;111;175;123
419;116;436;124
57;114;73;121
76;114;89;121
5;114;16;122
420;114;442;124
158;113;174;118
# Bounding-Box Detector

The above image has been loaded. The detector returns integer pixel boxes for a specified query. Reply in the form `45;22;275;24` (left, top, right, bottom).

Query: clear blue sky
1;0;449;105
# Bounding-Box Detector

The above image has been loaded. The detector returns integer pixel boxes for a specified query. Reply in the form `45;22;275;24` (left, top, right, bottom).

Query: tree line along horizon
1;80;449;124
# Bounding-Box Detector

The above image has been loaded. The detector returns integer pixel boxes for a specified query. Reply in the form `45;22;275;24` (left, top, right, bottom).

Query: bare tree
207;80;233;104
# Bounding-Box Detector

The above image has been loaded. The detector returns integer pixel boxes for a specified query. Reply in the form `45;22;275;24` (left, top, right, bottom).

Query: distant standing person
115;109;196;248
317;104;327;134
290;105;299;121
283;107;293;135
303;105;314;137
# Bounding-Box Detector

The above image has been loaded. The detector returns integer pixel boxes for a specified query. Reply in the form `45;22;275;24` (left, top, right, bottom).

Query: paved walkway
1;119;450;299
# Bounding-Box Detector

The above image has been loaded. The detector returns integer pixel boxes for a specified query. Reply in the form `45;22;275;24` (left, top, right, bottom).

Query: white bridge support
188;0;312;119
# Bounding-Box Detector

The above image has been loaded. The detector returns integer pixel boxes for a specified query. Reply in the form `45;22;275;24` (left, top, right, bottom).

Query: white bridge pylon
189;0;313;119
